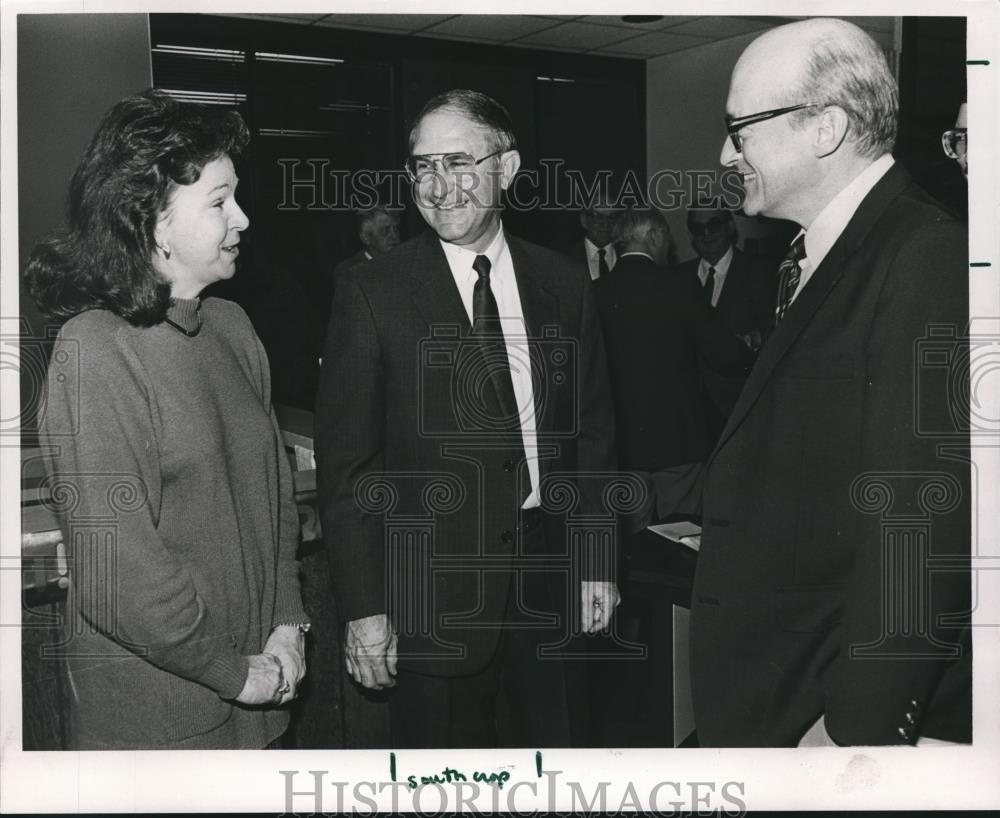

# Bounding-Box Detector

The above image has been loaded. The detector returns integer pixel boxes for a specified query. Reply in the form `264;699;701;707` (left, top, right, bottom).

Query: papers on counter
648;521;702;551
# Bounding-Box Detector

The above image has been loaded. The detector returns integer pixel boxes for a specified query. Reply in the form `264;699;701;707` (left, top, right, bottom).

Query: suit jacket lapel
407;230;471;333
712;162;913;455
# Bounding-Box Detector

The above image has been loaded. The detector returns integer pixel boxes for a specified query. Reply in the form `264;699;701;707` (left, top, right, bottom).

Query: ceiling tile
313;14;455;32
516;21;639;50
598;30;712;57
581;14;704;30
224;13;330;23
666;16;772;38
415;31;498;45
423;15;561;41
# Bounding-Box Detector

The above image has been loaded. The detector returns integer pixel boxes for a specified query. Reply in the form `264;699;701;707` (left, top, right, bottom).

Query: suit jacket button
503;459;516;472
501;530;514;543
898;725;915;742
910;699;922;714
904;712;916;725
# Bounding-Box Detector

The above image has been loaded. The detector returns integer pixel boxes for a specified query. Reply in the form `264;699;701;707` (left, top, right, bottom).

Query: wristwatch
274;622;311;635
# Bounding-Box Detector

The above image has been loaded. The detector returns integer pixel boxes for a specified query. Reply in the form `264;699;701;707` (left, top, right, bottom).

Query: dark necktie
703;265;717;305
472;254;521;427
774;235;807;326
597;247;610;278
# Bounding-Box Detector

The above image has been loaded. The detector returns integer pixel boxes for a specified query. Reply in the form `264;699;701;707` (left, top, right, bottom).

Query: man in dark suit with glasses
315;88;619;748
655;17;970;748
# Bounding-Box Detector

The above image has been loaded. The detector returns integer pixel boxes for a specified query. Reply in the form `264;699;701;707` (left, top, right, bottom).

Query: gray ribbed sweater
40;297;308;749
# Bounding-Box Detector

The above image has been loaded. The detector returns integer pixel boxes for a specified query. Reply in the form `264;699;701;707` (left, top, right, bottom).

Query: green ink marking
970;262;992;268
390;751;396;782
967;60;990;65
536;750;542;777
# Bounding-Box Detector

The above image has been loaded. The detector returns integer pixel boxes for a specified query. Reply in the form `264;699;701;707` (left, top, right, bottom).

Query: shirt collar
619;251;655;262
584;236;613;259
699;244;734;278
439;221;507;284
801;154;894;271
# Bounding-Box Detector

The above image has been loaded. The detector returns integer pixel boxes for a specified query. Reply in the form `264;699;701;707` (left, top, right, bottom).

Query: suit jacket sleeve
574;277;622;579
315;270;388;623
825;218;970;745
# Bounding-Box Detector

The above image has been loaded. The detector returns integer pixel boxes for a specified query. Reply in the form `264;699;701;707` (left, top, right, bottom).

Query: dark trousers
389;521;579;748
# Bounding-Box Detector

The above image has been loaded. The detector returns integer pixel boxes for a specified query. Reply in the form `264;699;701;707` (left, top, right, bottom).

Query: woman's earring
159;243;171;259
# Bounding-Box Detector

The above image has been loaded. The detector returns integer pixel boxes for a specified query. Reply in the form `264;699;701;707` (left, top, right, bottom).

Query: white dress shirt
697;245;734;307
584;236;617;280
439;223;540;508
790;154;895;304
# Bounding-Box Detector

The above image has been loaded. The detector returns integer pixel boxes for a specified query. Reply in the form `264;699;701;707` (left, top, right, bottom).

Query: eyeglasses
404;150;504;181
689;217;730;236
941;128;967;159
725;103;819;153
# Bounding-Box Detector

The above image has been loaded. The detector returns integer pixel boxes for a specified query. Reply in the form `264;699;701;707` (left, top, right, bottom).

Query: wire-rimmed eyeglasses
941;128;967;160
404;150;504;181
725;103;819;153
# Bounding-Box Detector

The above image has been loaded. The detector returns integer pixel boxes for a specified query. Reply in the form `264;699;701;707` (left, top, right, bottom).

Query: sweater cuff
273;580;310;628
201;652;250;700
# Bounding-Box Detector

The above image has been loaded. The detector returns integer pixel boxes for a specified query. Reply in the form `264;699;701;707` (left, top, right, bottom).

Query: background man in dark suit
561;203;618;280
657;17;970;747
315;89;619;748
676;207;776;347
673;206;777;431
330;205;401;283
594;207;753;475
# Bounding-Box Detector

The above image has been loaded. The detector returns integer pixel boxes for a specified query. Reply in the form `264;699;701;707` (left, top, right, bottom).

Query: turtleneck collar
164;297;203;336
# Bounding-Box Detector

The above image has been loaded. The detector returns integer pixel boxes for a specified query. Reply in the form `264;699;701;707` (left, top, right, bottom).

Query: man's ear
498;149;521;190
813;105;849;158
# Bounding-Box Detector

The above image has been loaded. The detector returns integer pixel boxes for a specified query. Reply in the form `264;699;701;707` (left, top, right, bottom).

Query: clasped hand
235;626;306;706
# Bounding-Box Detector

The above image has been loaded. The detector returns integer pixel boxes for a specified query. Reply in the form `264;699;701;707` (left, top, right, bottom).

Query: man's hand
264;625;307;705
345;613;397;689
235;653;285;705
581;581;621;634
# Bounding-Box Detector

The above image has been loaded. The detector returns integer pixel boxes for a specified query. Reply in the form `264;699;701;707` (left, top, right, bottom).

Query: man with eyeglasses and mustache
315;89;618;748
653;18;970;748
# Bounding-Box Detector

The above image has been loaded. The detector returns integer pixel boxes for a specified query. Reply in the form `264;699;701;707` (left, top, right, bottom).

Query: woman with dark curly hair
26;89;309;750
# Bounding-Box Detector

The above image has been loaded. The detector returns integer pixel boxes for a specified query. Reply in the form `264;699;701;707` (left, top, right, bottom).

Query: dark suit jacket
689;163;970;746
675;248;778;426
315;229;617;677
557;238;610;281
675;247;777;340
594;254;753;472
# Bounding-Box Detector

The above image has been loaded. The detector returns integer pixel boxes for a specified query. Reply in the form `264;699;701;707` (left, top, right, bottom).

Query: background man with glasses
656;17;970;747
941;102;968;178
673;206;776;431
315;89;619;748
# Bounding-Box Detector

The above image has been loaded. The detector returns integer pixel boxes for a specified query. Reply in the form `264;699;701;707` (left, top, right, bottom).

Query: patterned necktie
703;265;717;305
597;247;610;278
774;235;807;326
472;254;521;426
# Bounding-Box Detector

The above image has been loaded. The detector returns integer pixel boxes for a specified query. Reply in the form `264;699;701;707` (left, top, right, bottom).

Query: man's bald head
736;18;898;159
